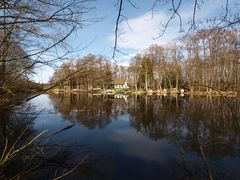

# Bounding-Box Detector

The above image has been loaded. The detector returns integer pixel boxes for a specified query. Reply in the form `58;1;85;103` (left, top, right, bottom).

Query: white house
110;78;129;89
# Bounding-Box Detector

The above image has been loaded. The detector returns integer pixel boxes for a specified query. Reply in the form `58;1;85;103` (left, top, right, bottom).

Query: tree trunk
0;1;8;86
145;69;148;91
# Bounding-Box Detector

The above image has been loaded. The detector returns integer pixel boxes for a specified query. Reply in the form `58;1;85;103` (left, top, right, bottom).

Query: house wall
114;83;128;89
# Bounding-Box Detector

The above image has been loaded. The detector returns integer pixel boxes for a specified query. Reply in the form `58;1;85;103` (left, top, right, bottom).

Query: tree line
129;28;239;92
1;0;239;94
50;54;115;91
51;28;239;93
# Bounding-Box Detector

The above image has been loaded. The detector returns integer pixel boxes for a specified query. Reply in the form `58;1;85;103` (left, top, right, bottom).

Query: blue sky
32;0;239;83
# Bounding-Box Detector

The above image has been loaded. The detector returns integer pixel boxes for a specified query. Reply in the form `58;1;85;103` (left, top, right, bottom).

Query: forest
0;0;239;98
0;0;239;97
50;28;240;94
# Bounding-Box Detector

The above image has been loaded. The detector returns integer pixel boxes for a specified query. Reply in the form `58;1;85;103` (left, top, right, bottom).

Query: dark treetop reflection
42;93;240;180
8;93;240;179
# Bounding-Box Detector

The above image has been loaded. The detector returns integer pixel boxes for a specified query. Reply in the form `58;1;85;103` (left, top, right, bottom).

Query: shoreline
49;89;239;97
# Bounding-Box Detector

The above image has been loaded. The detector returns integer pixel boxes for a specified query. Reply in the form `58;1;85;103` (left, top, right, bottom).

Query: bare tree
0;0;94;90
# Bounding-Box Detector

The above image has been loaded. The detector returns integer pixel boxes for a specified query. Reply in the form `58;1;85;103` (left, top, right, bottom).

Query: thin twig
53;155;88;180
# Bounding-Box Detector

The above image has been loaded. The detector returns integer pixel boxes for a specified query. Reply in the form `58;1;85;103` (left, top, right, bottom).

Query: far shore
49;88;239;97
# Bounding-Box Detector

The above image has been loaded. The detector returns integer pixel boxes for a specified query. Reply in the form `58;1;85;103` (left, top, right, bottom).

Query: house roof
111;78;127;85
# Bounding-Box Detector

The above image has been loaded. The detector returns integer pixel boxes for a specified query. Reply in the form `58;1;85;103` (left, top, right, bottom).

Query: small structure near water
109;78;129;89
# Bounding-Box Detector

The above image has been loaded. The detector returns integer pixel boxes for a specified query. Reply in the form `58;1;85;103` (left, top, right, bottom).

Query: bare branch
112;0;123;59
153;0;183;39
127;0;139;9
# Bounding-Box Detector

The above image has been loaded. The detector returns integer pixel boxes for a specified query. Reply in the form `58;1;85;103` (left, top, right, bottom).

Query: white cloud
109;10;188;50
117;11;170;49
109;0;239;51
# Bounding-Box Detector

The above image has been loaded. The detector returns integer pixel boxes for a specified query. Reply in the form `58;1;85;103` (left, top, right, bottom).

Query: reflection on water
1;93;240;179
49;93;129;129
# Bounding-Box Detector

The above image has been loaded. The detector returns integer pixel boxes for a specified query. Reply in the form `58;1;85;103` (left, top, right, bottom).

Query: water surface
6;93;240;179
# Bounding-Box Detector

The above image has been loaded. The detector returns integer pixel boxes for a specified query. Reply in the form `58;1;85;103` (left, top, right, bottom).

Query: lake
1;93;240;179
